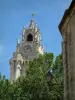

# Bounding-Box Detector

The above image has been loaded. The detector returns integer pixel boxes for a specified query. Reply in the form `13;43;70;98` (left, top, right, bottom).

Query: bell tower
21;19;43;60
9;19;44;81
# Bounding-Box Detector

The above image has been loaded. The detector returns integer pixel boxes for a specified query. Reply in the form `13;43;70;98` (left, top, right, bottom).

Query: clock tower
9;19;44;81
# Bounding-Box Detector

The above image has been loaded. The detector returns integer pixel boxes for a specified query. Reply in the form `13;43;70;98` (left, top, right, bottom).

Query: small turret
35;23;38;32
16;38;20;52
22;26;26;36
17;38;20;44
22;26;26;42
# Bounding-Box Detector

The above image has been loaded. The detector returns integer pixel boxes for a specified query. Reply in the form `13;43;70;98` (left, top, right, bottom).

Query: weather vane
32;12;36;19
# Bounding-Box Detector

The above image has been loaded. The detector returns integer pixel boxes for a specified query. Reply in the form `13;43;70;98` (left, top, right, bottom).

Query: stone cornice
58;0;75;35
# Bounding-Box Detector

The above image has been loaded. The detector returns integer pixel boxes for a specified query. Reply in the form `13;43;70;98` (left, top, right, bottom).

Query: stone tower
9;19;44;81
59;0;75;100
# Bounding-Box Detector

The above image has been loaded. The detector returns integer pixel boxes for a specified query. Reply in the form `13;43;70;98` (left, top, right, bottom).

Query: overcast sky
0;0;72;78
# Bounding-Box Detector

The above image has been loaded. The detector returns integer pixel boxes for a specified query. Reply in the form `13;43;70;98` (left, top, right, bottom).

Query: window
27;34;33;41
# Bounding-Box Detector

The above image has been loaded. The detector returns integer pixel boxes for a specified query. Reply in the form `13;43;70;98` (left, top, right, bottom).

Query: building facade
9;19;44;81
59;0;75;100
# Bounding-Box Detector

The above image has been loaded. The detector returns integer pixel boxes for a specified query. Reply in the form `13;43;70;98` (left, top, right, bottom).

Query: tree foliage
0;53;63;100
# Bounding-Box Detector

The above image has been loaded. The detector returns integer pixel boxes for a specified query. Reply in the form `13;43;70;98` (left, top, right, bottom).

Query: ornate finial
23;25;26;29
32;12;36;19
17;38;20;44
22;25;26;35
35;23;38;32
16;38;20;52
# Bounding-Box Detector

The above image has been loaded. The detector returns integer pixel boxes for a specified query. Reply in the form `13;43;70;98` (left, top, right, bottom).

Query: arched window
27;34;33;41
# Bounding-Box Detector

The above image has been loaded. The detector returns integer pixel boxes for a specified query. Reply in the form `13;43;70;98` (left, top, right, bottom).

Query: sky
0;0;72;79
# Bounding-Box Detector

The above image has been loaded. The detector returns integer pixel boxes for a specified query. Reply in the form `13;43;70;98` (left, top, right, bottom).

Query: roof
59;0;75;34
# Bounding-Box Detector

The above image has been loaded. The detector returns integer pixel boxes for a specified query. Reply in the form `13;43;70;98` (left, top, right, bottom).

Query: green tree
13;53;63;100
52;54;64;100
0;53;63;100
0;73;12;100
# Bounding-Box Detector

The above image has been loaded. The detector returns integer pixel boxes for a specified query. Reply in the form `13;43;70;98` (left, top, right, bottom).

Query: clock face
24;45;32;53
